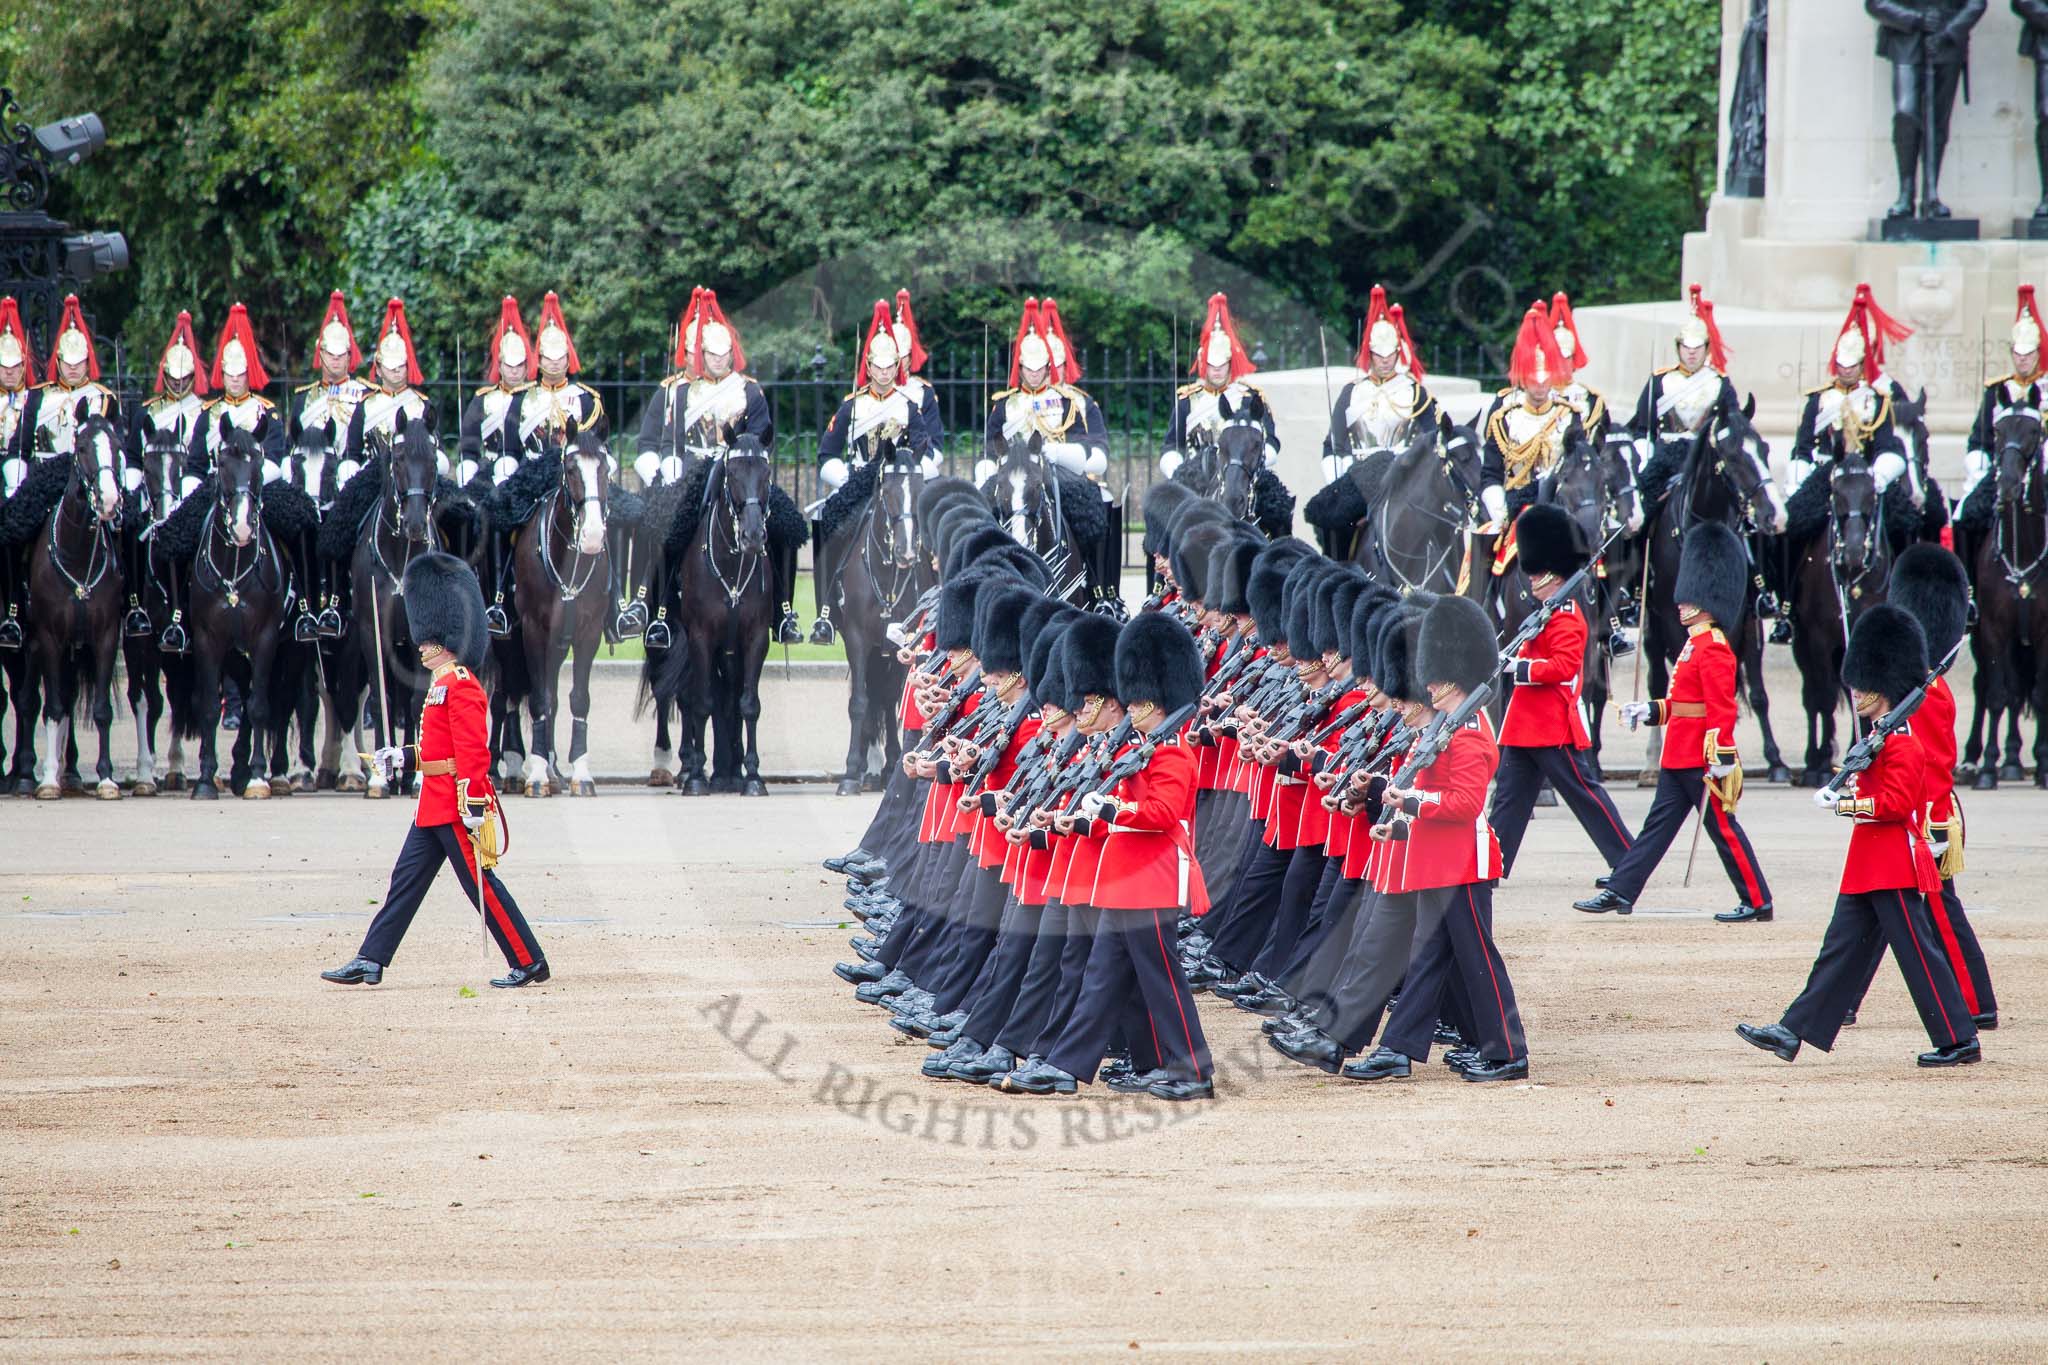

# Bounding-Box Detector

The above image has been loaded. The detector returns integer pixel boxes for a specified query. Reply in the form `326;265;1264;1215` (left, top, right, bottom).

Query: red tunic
972;715;1042;867
414;665;494;828
1499;601;1591;749
1387;712;1502;893
1840;725;1942;895
1919;676;1959;827
1088;740;1208;913
1655;625;1739;771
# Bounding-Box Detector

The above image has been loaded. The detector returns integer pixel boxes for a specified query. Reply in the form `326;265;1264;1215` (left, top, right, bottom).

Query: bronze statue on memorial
1725;0;1767;197
2020;0;2048;220
1866;0;1984;222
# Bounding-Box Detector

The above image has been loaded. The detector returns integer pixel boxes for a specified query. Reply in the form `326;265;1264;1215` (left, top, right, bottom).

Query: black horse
656;434;777;795
821;441;924;796
1354;424;1486;599
1968;408;2048;788
184;419;291;799
498;420;612;798
980;434;1102;606
1173;422;1263;522
20;408;128;799
1788;448;1892;786
1636;398;1792;783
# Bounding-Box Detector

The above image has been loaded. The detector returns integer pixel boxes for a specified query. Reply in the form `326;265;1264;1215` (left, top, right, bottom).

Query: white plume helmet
700;320;733;358
537;324;568;363
1678;313;1710;349
0;332;20;368
1019;332;1051;373
2016;314;2041;356
1045;332;1068;370
890;321;913;360
1552;322;1577;361
866;326;901;371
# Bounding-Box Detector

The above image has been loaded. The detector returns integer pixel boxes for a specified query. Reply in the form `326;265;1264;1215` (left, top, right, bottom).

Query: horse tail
651;626;693;706
166;655;204;742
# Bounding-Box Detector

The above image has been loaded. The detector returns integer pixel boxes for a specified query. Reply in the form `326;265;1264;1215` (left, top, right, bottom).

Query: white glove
659;454;685;484
1319;453;1346;485
1082;449;1107;478
121;465;145;492
1708;761;1735;779
1619;700;1652;731
1480;485;1508;530
489;454;517;482
1871;450;1907;493
261;458;281;484
1160;450;1184;478
633;453;660;486
1631;436;1653;468
435;451;451;479
371;746;405;783
973;458;997;484
179;474;202;498
1263;443;1280;469
919;454;943;479
819;457;850;490
1;457;23;496
1079;791;1113;819
337;460;362;486
456;458;481;486
1045;441;1088;474
1813;787;1842;810
1962;447;1989;494
460;805;486;833
885;622;912;648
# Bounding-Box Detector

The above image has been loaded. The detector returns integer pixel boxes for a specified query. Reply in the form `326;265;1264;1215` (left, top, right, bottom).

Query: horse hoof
524;781;546;799
364;784;387;801
131;781;157;798
1999;763;2026;782
34;784;60;801
269;779;293;798
1768;765;1793;785
2036;772;2048;790
684;779;711;797
743;779;769;797
243;780;271;800
835;778;863;797
96;780;121;801
1974;770;1998;791
647;769;673;788
336;773;365;794
577;780;596;797
163;772;186;793
291;774;314;794
862;773;884;793
192;782;219;801
314;769;338;791
61;775;86;795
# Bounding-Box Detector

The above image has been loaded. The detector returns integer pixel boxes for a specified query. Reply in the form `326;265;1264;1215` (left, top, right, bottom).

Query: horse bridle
1994;412;2048;593
47;432;120;603
862;462;919;619
1375;433;1478;595
706;450;766;607
1824;461;1889;638
1677;418;1772;537
538;450;604;604
200;455;277;610
372;440;436;590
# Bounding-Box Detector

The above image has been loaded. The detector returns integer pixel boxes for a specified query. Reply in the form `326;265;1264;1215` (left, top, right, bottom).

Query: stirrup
645;619;673;651
1607;630;1635;658
486;602;512;639
615;599;648;639
0;617;21;651
292;611;320;643
807;614;835;647
316;606;344;640
125;607;154;639
1754;591;1780;620
1769;618;1793;646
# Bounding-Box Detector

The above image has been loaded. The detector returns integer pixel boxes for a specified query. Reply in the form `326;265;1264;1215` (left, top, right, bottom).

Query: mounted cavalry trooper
636;286;773;475
124;311;208;638
183;302;284;480
1962;285;2047;503
1547;293;1610;442
0;298;33;468
2;296;119;649
521;292;602;450
1306;285;1444;557
977;296;1110;486
812;298;937;645
1478;302;1586;532
891;288;944;458
1625;285;1739;472
458;294;534;490
1159;291;1279;480
347;297;434;455
287;292;369;639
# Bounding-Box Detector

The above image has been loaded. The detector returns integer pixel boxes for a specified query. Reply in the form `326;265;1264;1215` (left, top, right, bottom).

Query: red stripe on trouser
1709;794;1765;907
1896;890;1961;1045
454;835;534;966
1564;752;1630;845
1152;913;1203;1074
1927;886;1981;1015
1465;886;1517;1061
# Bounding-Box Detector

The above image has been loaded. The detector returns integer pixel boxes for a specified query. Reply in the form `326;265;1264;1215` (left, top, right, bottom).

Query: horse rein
1994;416;2048;595
199;468;277;610
538;455;605;604
47;442;120;603
705;452;765;608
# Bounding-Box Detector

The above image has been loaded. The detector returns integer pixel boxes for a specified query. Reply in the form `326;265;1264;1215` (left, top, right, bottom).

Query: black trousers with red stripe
1379;882;1526;1063
1490;744;1633;876
360;822;544;970
1847;877;1998;1020
1603;766;1771;909
1782;889;1976;1052
1047;907;1212;1084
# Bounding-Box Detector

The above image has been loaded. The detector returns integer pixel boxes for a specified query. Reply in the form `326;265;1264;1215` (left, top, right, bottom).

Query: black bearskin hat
1169;498;1234;548
1057;611;1121;703
1171;521;1234;606
1888;544;1970;663
937;568;1001;652
1843;603;1928;705
1116;611;1204;713
1348;586;1399;679
947;524;1017;580
1142;481;1198;559
917;475;979;526
1210;528;1266;616
1418;593;1499;694
1034;624;1079;712
1281;559;1332;655
979;542;1050;590
932;503;991;571
974;581;1039;675
1374;597;1433;704
1025;605;1084;700
1325;574;1367;661
401;551;488;673
1673;521;1748;629
1247;539;1314;642
1514;503;1587;579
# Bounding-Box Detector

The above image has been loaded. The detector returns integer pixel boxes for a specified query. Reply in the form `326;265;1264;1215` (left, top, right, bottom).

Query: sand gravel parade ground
4;781;2046;1361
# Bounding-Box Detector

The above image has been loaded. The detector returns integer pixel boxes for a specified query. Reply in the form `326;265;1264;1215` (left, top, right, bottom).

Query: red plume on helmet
48;294;100;380
316;290;361;371
893;288;928;373
1192;291;1254;382
1390;304;1425;383
1507;304;1566;391
375;298;424;387
1008;296;1044;390
482;294;531;386
673;286;705;371
2018;284;2046;349
209;302;269;391
855;298;894;388
693;289;745;377
537;290;580;375
1686;284;1731;371
1835;283;1913;380
1040;297;1081;383
1550;291;1587;373
0;297;38;386
156;309;208;396
1355;285;1391;370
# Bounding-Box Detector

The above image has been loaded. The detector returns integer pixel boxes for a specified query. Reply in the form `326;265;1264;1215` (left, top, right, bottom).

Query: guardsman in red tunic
1738;606;1981;1068
1033;611;1213;1100
1488;504;1634;875
1574;522;1773;920
321;553;549;988
1842;545;1998;1030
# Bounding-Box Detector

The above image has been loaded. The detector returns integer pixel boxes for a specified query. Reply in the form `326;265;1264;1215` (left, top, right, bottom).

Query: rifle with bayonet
1817;636;1965;802
1372;679;1498;841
